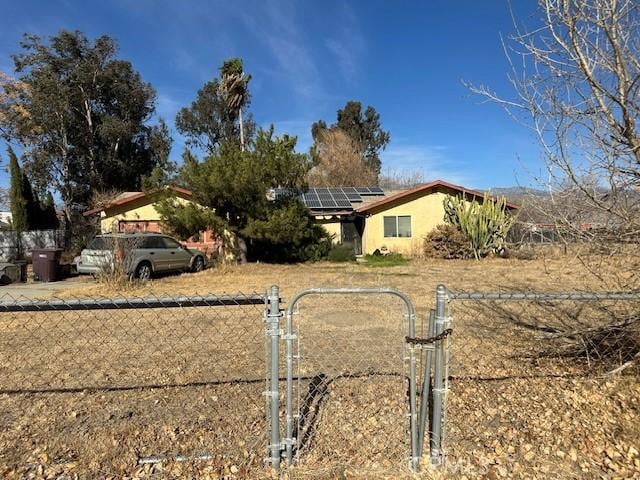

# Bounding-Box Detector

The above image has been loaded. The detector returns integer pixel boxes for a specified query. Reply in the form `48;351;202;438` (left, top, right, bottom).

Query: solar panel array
302;187;385;210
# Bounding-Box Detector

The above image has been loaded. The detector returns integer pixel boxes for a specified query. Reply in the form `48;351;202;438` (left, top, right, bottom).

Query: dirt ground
0;256;638;478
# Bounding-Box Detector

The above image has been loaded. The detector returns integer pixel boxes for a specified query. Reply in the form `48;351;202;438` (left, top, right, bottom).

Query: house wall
99;194;193;233
99;193;220;257
314;217;342;244
361;190;450;256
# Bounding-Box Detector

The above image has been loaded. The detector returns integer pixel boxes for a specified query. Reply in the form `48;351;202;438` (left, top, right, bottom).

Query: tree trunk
237;236;247;264
239;108;245;152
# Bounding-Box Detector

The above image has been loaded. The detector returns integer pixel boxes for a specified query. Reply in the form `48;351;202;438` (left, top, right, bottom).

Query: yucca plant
444;193;515;259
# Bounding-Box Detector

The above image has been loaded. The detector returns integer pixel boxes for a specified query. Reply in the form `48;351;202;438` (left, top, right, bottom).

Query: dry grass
0;256;638;478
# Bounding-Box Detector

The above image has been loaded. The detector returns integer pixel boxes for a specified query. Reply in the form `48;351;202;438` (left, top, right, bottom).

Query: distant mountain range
487;186;547;203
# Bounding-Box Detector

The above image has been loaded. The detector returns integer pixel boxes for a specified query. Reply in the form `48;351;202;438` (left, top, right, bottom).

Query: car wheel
135;262;152;281
193;256;205;272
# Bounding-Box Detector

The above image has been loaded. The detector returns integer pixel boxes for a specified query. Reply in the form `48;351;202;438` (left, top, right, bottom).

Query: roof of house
83;186;193;216
355;179;520;214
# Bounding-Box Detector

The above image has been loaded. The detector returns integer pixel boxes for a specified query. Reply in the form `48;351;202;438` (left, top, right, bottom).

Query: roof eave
355;179;520;213
82;186;193;217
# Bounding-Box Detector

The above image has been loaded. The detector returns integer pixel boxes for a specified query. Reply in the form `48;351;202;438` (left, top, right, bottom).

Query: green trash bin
32;248;63;282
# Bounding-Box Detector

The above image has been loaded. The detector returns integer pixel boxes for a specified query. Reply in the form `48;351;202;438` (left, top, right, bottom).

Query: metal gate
266;288;420;473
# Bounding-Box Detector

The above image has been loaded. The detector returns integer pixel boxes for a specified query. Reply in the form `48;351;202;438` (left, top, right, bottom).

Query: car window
162;237;182;249
87;237;110;250
141;236;165;249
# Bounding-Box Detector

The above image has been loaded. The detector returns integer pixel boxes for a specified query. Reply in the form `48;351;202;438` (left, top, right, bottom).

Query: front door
341;221;363;255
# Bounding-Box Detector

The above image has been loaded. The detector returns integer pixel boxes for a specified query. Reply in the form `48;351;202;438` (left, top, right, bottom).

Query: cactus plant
443;193;515;259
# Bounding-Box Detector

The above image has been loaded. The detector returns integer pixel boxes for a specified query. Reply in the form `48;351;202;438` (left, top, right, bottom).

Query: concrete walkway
0;276;95;301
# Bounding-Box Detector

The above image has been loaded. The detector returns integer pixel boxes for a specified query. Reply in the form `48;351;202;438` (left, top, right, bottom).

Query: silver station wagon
76;233;207;280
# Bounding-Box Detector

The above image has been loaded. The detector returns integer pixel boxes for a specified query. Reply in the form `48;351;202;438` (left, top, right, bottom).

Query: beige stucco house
83;180;518;259
310;181;518;256
83;186;220;255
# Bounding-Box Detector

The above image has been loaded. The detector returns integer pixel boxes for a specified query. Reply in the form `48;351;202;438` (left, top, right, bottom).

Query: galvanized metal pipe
430;285;447;466
284;309;294;465
439;305;452;469
408;310;419;471
448;291;640;301
417;309;435;459
267;286;281;470
0;294;266;312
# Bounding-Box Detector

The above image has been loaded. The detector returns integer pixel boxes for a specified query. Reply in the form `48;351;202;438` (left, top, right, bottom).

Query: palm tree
219;58;251;152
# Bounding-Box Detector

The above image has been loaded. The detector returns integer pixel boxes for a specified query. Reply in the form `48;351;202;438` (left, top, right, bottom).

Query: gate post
267;285;281;470
417;309;436;458
430;284;446;466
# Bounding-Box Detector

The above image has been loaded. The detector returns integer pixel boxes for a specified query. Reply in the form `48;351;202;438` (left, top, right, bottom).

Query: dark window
142;236;165;249
162;237;182;249
383;216;397;237
383;216;412;238
398;216;412;237
87;236;109;250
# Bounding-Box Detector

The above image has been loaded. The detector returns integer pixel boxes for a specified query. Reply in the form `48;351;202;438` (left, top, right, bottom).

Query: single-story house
303;180;519;256
83;186;221;256
83;180;518;259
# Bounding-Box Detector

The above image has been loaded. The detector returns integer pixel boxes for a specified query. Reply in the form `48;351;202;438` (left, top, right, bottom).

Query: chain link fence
0;292;269;478
4;283;637;477
439;287;640;478
0;287;429;478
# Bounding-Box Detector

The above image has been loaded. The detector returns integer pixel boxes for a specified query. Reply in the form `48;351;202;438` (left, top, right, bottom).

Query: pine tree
42;192;59;229
8;146;27;231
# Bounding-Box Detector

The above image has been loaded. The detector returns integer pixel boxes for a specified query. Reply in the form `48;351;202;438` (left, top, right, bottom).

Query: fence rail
0;293;267;311
449;291;640;300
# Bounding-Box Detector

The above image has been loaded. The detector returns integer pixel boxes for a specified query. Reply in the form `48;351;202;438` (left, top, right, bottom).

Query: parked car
76;233;207;279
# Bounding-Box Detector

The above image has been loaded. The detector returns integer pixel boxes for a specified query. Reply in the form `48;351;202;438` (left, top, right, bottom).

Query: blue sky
0;0;544;190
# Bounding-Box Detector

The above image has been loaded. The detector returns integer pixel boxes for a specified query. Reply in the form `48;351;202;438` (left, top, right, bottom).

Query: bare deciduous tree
379;167;425;191
469;0;640;374
307;128;377;187
89;189;125;212
468;0;640;290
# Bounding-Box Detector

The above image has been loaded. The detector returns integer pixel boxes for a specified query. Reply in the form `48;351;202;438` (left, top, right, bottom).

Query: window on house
383;216;412;238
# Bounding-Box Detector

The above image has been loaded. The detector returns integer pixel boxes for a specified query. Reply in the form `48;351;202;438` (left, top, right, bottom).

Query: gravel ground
0;256;637;478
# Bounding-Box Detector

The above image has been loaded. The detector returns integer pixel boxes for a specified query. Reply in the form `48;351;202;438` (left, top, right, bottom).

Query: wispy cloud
155;93;182;121
236;1;323;100
381;141;472;185
325;4;365;82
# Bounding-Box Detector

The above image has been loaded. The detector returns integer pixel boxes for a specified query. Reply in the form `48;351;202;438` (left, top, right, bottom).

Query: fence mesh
442;290;640;478
0;293;268;478
284;291;417;476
